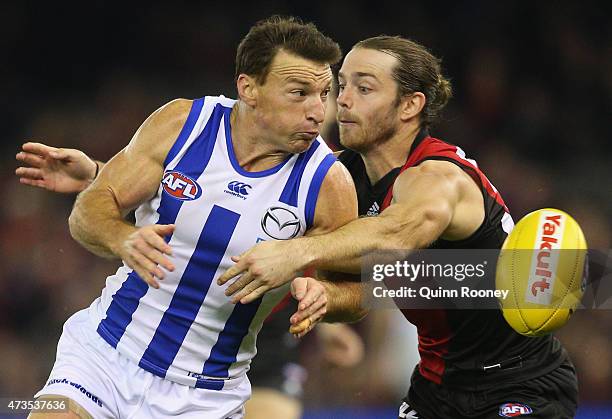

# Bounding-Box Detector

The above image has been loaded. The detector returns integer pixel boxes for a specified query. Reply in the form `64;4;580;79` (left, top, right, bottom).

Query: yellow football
496;208;587;337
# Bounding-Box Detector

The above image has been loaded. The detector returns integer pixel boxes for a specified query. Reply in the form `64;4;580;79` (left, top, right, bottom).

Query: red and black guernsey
338;129;567;390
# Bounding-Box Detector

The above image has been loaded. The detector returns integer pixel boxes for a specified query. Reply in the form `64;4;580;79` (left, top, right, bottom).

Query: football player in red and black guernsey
219;36;578;418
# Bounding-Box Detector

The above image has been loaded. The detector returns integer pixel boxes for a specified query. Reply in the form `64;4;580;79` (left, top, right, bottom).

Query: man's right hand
117;224;176;289
16;142;98;194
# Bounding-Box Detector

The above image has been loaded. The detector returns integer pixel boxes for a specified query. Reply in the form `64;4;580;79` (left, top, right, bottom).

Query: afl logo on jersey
161;171;202;201
498;403;533;417
261;207;301;240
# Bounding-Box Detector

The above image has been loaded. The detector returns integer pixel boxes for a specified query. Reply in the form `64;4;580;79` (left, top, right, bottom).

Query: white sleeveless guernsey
89;96;336;389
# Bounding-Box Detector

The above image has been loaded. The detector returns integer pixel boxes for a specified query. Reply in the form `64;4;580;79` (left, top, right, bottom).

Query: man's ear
236;74;258;107
399;92;426;122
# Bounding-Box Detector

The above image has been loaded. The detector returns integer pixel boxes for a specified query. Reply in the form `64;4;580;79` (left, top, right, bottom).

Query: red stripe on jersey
265;292;292;323
402;309;451;384
382;136;509;213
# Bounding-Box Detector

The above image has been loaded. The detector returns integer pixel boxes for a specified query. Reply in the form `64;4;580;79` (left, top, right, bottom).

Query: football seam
511;222;531;333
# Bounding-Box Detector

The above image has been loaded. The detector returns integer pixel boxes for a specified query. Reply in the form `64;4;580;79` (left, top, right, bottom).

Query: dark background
1;1;611;417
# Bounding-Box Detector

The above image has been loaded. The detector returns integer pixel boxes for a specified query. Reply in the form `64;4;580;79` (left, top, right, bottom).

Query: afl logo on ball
498;403;533;417
261;207;301;240
161;171;202;201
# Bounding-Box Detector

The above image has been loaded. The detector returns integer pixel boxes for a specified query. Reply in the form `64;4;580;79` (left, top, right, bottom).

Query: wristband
93;160;100;180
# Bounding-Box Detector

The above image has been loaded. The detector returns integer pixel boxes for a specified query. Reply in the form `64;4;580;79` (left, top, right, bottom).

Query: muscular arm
288;162;476;331
318;275;367;323
296;160;485;273
220;160;484;332
68;99;191;284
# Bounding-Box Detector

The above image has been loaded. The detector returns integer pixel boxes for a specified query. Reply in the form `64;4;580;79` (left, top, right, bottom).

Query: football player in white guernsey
22;16;364;419
17;92;369;418
16;143;366;419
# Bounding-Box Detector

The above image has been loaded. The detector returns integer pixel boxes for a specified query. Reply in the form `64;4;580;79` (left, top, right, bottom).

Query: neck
230;102;289;171
361;122;422;184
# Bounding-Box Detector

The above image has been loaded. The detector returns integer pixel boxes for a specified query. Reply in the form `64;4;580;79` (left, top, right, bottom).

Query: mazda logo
261;207;301;240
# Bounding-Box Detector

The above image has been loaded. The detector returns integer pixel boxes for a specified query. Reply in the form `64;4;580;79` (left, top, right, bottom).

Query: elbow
66;188;126;259
69;191;98;246
68;198;85;243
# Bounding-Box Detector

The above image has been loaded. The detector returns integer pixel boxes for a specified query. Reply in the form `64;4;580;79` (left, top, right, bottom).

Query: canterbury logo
224;181;252;200
227;181;252;195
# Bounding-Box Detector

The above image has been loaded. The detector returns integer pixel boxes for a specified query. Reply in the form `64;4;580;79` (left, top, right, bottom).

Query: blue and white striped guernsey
88;96;336;389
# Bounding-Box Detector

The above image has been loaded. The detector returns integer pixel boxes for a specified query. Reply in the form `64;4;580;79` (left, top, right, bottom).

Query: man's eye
338;84;345;91
359;86;371;93
321;89;331;98
291;90;306;96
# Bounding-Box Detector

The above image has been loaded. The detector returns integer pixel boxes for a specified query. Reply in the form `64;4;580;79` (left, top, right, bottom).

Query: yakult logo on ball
525;211;565;305
161;171;202;201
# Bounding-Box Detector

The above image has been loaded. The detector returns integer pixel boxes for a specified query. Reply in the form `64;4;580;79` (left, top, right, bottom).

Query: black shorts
398;359;578;419
248;299;307;399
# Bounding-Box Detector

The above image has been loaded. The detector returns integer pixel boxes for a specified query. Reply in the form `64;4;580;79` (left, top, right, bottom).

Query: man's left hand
217;239;307;304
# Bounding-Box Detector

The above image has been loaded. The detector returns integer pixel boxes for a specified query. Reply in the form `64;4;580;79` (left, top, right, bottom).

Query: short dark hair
354;36;452;127
235;16;342;84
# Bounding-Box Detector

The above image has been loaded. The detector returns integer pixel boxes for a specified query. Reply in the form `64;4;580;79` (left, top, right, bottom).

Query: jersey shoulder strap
381;135;509;214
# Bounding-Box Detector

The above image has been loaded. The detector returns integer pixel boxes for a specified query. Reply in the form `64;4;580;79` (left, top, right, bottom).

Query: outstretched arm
291;160;484;272
219;160;485;297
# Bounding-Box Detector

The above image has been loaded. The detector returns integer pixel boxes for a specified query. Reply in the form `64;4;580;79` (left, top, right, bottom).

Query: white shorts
35;309;250;419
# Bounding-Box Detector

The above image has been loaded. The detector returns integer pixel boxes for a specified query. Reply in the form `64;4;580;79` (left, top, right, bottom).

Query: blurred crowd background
1;1;611;417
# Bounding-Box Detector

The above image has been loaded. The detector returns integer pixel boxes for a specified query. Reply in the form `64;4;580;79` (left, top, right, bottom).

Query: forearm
321;280;368;323
300;214;406;273
68;186;134;258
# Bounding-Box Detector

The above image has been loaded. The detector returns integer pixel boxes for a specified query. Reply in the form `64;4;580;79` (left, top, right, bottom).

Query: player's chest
161;169;306;251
